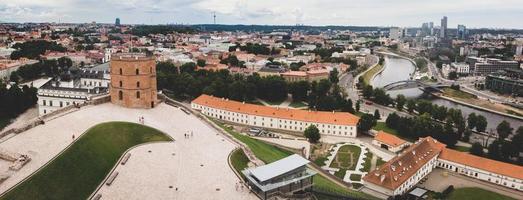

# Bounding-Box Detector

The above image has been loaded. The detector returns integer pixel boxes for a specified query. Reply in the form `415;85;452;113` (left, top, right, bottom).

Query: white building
372;131;410;153
191;95;359;137
364;137;445;196
37;70;109;116
438;148;523;192
452;63;470;75
363;137;523;197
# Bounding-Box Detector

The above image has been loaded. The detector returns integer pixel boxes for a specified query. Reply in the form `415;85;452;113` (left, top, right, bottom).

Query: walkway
418;168;523;200
0;103;257;200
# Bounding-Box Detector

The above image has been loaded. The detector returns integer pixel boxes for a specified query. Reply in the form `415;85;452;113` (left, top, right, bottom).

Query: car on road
365;101;373;105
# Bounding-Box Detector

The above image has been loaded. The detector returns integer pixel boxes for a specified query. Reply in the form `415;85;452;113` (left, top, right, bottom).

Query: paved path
418;168;523;200
0;103;256;200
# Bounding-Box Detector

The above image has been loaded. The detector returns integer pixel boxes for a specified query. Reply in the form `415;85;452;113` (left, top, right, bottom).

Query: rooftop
192;94;359;126
439;148;523;180
363;137;445;190
247;154;309;183
374;131;408;147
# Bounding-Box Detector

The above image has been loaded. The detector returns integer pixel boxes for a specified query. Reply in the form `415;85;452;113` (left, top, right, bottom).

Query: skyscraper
115;18;121;26
440;16;448;38
457;24;467;39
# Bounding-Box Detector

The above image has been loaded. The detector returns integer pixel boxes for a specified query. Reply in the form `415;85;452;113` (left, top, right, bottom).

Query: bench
120;153;131;165
106;172;119;186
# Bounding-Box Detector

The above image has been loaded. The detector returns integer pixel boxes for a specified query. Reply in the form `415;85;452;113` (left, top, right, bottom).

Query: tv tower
213;12;216;24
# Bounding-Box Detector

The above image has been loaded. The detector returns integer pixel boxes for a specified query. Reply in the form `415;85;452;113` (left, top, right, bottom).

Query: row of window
118;67;153;75
438;161;522;189
117;91;141;100
200;105;354;136
42;100;76;108
83;81;105;87
118;81;141;88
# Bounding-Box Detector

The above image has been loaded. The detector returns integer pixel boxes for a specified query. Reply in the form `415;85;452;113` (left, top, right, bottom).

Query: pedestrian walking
72;134;75;140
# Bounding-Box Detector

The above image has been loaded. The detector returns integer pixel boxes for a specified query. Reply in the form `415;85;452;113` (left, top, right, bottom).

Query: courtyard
0;103;257;200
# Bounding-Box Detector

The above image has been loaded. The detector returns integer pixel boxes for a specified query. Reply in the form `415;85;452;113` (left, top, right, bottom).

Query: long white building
191;94;360;137
363;137;523;197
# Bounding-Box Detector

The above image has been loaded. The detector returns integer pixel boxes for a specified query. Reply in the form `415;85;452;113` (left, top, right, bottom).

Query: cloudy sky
1;0;522;28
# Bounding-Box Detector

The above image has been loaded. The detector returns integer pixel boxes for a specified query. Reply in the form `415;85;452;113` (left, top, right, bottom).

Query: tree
197;59;206;67
470;142;484;156
341;99;355;114
329;68;339;84
395;94;406;111
374;109;381;120
448;71;458;80
357;114;376;133
488;140;502;160
386;112;400;129
355;101;360;112
467;113;477;130
362;85;373;99
496;120;513;140
304;125;321;143
9;72;20;83
475;115;487;132
406;99;416;113
288;81;309;102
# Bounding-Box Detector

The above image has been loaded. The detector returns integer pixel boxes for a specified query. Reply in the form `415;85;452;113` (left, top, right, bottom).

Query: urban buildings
37;70;109;115
242;154;316;200
451;62;470;75
440;16;448;38
474;58;519;76
457;24;467;39
191;94;360;137
372;131;410;154
364;137;523;197
110;53;158;109
115;18;121;26
485;69;523;96
389;27;404;41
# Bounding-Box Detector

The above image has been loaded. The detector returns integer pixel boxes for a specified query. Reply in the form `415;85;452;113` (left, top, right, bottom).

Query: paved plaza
0;103;257;200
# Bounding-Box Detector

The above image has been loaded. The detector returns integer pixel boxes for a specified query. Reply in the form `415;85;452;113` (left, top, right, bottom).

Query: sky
1;0;523;29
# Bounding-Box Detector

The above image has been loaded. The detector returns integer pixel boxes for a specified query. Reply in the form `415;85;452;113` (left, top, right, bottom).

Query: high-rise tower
440;16;448;38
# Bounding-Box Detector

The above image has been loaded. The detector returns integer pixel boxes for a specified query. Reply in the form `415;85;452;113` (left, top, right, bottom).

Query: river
371;56;522;131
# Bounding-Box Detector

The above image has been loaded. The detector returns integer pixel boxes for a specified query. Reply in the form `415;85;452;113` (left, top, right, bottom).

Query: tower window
137;81;140;88
119;91;123;100
119;81;123;87
136;69;139;75
119;68;122;75
136;91;140;98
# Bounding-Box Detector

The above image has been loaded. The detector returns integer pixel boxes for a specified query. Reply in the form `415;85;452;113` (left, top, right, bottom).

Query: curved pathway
0;103;256;200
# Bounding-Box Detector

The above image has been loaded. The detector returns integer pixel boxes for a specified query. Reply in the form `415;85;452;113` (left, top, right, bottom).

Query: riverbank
433;93;523;121
362;63;384;85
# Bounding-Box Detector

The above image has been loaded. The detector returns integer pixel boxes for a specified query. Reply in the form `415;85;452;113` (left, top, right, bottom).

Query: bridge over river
381;80;451;91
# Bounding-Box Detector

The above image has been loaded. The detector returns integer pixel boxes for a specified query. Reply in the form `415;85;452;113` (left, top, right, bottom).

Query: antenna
213;12;216;24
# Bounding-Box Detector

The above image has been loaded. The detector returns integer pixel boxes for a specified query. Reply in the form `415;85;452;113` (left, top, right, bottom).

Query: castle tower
110;53;158;108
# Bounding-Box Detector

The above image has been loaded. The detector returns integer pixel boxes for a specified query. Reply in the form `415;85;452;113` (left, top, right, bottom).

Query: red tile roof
439;148;523;180
375;131;407;147
192;94;359;126
363;137;446;190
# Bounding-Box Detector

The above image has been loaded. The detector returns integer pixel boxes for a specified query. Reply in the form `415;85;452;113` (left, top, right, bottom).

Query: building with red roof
191;94;359;137
372;131;410;153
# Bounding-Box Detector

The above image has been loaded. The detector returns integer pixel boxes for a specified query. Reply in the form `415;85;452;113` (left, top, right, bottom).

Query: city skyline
1;0;523;29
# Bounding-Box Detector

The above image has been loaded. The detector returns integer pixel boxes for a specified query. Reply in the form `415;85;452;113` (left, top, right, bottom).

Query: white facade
452;63;469;75
437;159;523;191
191;103;357;137
37;89;90;115
371;140;409;154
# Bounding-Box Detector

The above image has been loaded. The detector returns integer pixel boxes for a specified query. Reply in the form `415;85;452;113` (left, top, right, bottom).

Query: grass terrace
329;145;362;171
0;122;172;200
442;88;477;100
289;101;308;108
349;174;362;182
230;149;250;179
448;187;516;200
362;64;384;85
211;119;377;200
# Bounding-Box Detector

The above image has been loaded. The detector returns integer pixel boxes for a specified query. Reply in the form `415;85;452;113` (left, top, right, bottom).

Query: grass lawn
361;151;373;172
448;187;516;200
313;156;329;166
211;119;376;200
349;174;362;181
334;169;346;179
0;117;11;131
362;64;384;84
266;100;284;106
329;145;361;170
452;145;471;152
442;88;477;100
246;100;264;106
376;158;386;167
230;149;250;179
0;122;172;200
289;101;307;108
372;122;399;136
